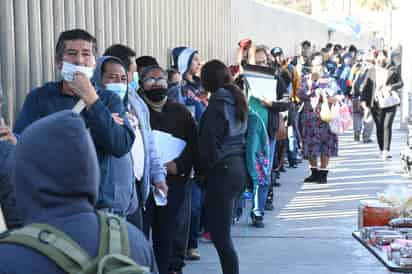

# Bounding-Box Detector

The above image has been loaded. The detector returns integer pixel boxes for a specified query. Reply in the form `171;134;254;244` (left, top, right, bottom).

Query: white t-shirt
130;116;145;181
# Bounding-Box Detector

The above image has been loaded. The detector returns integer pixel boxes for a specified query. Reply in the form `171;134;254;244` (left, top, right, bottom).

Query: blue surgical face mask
128;72;139;92
105;83;128;99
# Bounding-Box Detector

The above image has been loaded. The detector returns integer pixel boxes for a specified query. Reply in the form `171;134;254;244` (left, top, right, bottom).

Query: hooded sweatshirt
198;87;247;173
0;142;22;228
92;56;137;215
13;59;135;214
0;110;157;274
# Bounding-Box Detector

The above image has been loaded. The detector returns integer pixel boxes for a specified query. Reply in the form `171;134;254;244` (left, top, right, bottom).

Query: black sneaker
251;214;265;228
265;202;274;211
363;139;373;144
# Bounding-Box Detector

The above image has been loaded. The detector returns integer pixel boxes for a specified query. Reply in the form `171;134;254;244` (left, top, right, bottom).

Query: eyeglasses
143;77;168;88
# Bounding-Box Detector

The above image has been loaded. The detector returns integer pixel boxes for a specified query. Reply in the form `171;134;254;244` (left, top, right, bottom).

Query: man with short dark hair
13;29;135;216
136;56;159;76
103;44;167;230
291;40;312;76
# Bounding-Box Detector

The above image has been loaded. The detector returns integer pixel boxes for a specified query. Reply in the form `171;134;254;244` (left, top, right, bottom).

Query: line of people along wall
0;0;380;124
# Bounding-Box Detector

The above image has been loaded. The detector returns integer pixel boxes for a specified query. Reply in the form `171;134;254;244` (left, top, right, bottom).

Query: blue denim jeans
287;127;298;166
188;182;203;249
251;183;269;216
268;139;277;172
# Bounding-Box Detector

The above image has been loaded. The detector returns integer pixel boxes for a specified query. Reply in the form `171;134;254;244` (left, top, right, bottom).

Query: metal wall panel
85;0;95;35
75;0;86;29
28;0;43;89
0;0;16;122
41;0;55;84
0;0;378;123
13;0;30;112
94;0;105;56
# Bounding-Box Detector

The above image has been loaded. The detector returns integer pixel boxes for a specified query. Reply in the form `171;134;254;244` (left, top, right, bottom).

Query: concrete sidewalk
186;126;409;274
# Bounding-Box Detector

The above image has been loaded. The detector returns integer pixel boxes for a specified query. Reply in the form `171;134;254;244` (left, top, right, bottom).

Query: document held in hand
152;130;186;164
243;72;278;102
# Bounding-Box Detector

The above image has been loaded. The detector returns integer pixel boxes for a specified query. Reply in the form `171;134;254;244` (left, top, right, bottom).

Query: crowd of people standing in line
0;28;403;274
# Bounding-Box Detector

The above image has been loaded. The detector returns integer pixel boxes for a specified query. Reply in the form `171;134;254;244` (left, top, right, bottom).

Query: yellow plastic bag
320;96;333;122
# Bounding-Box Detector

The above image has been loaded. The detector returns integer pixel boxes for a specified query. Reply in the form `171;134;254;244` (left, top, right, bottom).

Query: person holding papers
198;60;248;274
244;45;290;225
139;65;197;274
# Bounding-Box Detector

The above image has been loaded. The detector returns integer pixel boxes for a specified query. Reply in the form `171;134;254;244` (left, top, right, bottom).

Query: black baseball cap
271;47;283;56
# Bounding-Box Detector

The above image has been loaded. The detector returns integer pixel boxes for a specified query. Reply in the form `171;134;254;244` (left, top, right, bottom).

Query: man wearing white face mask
14;29;136;216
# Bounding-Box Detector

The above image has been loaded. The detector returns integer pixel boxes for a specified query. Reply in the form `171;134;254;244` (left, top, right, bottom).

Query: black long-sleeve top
148;100;198;184
361;64;403;108
267;75;291;140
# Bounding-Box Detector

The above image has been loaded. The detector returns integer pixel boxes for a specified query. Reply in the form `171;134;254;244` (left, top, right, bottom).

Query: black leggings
372;106;397;152
205;156;247;274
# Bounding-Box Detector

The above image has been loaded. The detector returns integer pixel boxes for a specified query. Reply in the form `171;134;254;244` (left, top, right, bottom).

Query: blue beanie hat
172;47;198;76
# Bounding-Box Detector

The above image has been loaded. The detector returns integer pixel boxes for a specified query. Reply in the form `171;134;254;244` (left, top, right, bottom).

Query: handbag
276;115;287;141
376;89;400;109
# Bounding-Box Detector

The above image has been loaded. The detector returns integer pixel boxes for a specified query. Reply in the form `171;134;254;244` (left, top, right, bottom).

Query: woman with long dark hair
369;50;403;159
199;60;248;274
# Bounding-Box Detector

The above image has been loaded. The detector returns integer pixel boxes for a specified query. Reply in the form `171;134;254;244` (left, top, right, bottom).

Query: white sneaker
382;150;392;160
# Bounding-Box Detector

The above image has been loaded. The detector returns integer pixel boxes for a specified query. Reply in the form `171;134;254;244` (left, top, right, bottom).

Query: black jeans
143;180;187;274
205;156;247;274
372;106;397;152
169;180;192;272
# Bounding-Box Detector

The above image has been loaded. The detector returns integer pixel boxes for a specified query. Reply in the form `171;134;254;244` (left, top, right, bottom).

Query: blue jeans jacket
128;91;167;207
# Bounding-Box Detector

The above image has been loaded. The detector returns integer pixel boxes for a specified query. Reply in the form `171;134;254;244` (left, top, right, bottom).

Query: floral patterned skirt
300;107;338;159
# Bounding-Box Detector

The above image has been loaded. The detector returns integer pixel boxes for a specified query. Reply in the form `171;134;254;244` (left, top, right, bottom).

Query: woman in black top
139;65;198;274
199;60;248;274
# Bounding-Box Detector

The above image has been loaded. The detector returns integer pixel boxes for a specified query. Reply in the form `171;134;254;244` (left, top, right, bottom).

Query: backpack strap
96;211;130;257
0;223;92;274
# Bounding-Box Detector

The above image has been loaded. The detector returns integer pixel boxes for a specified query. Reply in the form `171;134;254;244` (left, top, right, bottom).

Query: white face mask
105;83;128;99
60;61;95;82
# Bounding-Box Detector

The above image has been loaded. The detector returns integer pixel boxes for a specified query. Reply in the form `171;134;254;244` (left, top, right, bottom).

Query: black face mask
144;88;168;102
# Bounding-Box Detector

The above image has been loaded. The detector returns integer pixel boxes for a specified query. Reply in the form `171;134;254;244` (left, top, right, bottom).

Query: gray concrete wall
231;0;380;59
0;0;377;124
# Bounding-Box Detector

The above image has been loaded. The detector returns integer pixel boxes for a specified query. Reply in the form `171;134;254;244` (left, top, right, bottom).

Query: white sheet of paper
244;73;277;102
152;130;186;165
0;206;7;233
131;128;145;180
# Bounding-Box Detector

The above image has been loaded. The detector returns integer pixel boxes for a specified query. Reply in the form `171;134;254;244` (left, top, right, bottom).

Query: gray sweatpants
353;112;374;140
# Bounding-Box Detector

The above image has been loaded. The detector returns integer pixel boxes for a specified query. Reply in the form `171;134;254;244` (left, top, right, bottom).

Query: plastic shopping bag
320;96;333;123
329;103;341;135
339;102;353;132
